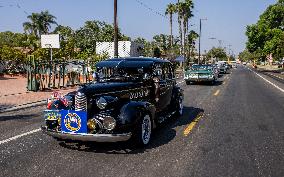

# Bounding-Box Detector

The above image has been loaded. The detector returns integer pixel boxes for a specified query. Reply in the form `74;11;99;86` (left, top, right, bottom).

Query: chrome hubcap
142;115;151;144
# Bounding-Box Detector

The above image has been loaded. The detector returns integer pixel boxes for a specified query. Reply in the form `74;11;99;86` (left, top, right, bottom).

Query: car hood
76;82;147;97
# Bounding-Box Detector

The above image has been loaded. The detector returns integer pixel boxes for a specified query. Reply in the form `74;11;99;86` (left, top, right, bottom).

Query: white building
96;41;143;58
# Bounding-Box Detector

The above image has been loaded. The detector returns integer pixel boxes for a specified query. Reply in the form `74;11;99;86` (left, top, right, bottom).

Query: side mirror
154;69;162;76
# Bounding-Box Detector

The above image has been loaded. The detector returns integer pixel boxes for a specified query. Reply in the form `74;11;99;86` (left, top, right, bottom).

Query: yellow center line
223;81;226;85
183;112;203;136
214;89;220;96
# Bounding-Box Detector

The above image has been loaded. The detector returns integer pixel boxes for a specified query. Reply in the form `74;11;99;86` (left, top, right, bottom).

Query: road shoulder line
248;68;284;93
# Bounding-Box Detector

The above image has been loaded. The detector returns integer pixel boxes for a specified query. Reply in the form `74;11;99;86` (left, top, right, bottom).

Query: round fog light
103;116;116;130
87;119;97;131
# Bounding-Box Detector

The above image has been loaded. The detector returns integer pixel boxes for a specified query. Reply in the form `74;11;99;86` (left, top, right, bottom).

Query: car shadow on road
189;81;223;86
0;113;36;121
57;106;204;154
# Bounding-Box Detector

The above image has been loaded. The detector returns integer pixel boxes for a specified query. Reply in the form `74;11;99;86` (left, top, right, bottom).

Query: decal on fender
129;89;150;99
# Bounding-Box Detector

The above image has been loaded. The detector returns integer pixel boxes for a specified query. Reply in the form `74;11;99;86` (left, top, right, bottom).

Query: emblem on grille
64;113;81;132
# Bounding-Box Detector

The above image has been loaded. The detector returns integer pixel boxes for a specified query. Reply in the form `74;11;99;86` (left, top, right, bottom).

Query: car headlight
96;97;107;109
103;116;116;130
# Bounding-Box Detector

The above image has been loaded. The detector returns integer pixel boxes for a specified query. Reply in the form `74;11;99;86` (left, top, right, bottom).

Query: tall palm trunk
170;13;173;48
178;15;183;55
178;1;183;56
183;18;187;59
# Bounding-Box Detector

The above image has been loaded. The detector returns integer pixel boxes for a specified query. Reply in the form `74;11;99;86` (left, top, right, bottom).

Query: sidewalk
255;65;284;79
0;75;77;112
256;65;284;72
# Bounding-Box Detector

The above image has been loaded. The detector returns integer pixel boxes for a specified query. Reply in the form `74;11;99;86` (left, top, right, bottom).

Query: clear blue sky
0;0;277;55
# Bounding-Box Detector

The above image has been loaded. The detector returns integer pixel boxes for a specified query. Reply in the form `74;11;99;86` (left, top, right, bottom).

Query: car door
156;63;173;111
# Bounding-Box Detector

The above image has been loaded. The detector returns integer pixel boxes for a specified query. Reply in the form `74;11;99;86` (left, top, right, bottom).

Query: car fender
118;101;156;128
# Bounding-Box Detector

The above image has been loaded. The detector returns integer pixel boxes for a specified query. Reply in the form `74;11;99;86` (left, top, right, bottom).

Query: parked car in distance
217;62;228;74
42;57;183;147
184;64;217;85
230;61;237;68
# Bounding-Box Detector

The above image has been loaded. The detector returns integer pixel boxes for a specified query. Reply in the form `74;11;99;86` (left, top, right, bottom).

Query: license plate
44;110;61;121
60;110;87;134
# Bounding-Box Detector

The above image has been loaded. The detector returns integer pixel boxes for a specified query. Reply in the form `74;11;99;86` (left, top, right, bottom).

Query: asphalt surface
0;66;283;177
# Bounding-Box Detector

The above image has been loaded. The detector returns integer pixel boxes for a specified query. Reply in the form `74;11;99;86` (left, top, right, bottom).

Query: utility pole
114;0;118;58
198;19;201;64
198;18;207;65
218;40;222;48
227;44;232;63
209;37;216;64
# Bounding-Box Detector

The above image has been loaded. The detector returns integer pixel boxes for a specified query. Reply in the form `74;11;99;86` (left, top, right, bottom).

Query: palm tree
176;1;183;55
187;30;199;59
39;10;58;35
165;3;176;48
184;0;194;33
182;0;194;58
23;11;57;38
23;13;40;37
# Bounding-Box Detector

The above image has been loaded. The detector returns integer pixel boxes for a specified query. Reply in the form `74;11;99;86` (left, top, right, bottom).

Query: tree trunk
183;18;187;59
170;14;173;48
178;14;183;56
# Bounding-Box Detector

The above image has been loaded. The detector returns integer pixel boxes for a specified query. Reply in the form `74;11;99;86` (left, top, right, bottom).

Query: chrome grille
94;110;113;120
75;92;87;111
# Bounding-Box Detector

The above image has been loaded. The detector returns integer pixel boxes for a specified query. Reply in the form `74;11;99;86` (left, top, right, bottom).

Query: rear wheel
211;78;216;85
185;81;191;85
133;114;152;146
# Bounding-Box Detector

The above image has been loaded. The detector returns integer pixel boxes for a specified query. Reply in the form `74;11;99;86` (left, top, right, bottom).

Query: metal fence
26;56;96;91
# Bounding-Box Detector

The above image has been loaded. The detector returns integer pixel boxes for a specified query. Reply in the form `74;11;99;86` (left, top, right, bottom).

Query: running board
158;111;176;123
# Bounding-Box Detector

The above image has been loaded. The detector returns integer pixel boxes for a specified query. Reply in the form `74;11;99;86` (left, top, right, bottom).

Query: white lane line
0;128;41;145
248;68;284;93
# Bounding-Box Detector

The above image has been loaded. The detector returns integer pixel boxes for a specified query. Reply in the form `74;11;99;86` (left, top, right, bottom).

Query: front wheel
133;114;152;146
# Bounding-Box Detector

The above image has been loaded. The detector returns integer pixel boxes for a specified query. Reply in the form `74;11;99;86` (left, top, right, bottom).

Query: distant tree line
165;0;199;63
0;6;200;74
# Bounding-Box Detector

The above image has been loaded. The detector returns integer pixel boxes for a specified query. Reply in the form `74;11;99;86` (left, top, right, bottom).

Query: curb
251;67;284;84
0;91;31;98
0;100;46;113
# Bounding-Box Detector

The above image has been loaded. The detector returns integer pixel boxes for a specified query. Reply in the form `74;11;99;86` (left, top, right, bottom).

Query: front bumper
41;126;132;142
185;77;214;82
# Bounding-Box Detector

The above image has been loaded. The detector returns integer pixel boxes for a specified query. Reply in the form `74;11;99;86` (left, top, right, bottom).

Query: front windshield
95;67;148;82
191;65;212;71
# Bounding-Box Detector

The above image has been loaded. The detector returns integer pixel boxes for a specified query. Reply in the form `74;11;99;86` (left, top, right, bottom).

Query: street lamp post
209;37;216;63
198;18;207;65
114;0;118;58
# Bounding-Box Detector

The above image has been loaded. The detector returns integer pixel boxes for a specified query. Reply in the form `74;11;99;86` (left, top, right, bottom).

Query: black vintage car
42;57;183;146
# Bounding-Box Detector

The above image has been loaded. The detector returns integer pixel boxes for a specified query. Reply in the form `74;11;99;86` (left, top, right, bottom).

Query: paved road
0;66;283;177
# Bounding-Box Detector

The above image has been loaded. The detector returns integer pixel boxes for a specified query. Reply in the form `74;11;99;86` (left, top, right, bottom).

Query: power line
134;0;177;22
0;2;29;15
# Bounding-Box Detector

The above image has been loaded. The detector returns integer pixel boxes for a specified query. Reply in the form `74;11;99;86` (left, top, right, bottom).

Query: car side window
163;63;174;79
154;64;163;80
168;64;174;79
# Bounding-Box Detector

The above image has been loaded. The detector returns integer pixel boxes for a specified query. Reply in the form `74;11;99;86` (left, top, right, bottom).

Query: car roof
96;57;170;68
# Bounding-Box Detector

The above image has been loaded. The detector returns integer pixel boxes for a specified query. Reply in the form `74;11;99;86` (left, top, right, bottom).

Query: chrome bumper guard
41;126;132;142
185;78;214;82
